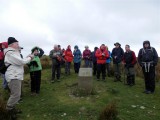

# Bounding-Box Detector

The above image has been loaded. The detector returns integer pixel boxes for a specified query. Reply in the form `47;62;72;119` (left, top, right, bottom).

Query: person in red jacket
0;42;8;89
95;44;109;81
64;45;73;75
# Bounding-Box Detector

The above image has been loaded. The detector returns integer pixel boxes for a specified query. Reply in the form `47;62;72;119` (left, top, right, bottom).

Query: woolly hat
8;37;18;45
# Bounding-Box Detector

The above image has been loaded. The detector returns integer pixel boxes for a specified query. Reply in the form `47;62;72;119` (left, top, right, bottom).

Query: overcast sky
0;0;159;57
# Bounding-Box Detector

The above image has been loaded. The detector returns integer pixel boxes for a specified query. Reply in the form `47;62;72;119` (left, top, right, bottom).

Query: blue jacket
73;48;82;63
106;51;112;63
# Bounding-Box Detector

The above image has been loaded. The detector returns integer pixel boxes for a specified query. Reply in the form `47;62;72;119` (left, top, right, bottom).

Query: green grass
1;68;160;120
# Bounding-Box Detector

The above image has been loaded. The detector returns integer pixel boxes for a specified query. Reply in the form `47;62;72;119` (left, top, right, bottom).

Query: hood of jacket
0;42;8;49
74;45;78;49
66;45;71;51
31;46;39;53
143;40;150;48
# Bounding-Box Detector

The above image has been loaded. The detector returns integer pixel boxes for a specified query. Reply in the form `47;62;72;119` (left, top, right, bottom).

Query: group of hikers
49;41;158;94
0;37;158;119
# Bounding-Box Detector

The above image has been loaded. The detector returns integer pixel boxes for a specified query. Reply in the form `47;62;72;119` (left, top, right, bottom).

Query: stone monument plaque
78;68;93;93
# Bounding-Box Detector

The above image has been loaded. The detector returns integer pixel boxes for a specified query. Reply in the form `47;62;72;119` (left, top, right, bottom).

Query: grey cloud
0;0;159;57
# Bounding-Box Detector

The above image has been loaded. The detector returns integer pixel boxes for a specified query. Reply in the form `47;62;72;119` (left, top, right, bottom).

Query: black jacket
138;41;158;66
111;47;124;64
138;47;158;66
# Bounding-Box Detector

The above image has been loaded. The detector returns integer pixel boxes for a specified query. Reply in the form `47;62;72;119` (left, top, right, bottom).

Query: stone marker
78;68;93;94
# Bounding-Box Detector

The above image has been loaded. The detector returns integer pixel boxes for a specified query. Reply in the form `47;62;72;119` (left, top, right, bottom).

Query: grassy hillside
0;56;160;120
1;68;160;120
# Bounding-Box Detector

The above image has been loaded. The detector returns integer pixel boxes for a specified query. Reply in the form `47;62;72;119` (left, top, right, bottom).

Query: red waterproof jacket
0;42;8;60
95;47;109;64
64;47;73;62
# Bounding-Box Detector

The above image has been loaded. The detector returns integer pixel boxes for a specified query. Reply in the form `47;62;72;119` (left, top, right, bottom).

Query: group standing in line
0;37;159;119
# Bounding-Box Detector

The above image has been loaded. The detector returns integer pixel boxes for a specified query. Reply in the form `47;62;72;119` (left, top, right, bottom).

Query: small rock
96;96;99;98
135;95;139;98
140;106;145;109
86;97;90;100
79;106;86;112
131;105;136;108
153;106;156;109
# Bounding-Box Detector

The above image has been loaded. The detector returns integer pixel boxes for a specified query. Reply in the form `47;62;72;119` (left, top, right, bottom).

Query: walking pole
123;66;126;85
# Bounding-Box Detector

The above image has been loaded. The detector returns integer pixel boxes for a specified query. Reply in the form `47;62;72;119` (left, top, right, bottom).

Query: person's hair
54;44;58;48
101;44;105;46
125;44;130;48
106;46;108;50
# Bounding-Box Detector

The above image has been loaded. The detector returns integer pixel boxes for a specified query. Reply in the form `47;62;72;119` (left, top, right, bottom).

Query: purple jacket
83;49;91;60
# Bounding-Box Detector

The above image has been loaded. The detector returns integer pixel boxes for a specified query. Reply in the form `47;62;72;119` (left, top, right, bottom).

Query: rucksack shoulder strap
4;50;14;56
142;48;145;54
151;47;153;52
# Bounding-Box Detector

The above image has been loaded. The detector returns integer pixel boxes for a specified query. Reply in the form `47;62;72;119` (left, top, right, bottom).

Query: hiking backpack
142;47;154;62
0;50;13;74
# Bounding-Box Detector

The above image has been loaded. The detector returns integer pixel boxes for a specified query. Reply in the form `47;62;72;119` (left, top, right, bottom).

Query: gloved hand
27;54;34;60
30;61;39;67
102;53;105;56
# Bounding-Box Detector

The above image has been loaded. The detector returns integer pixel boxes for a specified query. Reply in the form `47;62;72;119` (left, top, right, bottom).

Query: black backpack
0;50;13;74
142;47;154;62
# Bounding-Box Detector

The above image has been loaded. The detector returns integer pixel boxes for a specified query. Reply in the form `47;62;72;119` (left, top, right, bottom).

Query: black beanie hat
8;37;18;45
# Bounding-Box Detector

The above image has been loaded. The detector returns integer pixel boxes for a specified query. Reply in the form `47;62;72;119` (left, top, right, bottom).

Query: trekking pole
123;66;126;85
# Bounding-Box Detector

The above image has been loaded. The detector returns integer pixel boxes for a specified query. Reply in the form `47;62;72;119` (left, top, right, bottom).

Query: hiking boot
8;109;17;120
57;79;61;82
102;78;106;82
114;77;118;82
129;84;134;86
143;90;152;94
145;91;152;94
51;80;55;83
97;78;100;81
114;79;117;82
118;77;122;82
103;80;106;82
13;108;22;114
143;90;148;93
31;92;36;96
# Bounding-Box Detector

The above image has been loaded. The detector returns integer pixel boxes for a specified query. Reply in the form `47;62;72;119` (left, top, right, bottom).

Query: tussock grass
99;101;118;120
0;97;11;120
